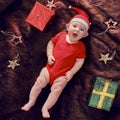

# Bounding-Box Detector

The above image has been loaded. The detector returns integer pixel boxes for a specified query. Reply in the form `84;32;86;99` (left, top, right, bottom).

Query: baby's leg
21;67;49;111
41;76;68;118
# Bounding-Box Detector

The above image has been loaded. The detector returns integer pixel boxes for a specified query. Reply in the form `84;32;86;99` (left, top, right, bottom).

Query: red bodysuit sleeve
51;32;65;45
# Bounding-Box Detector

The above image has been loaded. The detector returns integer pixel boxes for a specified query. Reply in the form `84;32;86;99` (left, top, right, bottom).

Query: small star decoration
99;18;118;34
46;0;56;10
99;50;116;64
8;59;20;69
0;30;23;46
9;35;23;46
104;18;118;30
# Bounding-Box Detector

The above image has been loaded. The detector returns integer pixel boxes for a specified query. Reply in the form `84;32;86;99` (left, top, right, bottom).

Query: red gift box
26;1;55;31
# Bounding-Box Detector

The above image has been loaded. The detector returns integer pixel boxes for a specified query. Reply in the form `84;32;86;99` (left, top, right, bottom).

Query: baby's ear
66;23;69;30
84;32;89;37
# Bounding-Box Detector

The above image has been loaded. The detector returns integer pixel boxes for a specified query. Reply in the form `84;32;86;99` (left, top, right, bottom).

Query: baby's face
66;21;88;43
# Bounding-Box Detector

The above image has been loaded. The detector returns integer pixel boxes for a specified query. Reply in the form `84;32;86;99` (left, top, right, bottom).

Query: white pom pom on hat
69;6;90;31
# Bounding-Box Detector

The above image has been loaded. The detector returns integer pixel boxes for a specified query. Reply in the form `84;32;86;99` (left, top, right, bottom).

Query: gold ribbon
92;79;115;109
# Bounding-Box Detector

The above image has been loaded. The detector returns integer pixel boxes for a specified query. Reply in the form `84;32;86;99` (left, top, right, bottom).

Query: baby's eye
73;25;77;28
80;28;84;31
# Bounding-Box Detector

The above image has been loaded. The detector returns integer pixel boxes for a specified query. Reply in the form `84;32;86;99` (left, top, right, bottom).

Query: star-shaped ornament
46;0;56;10
104;18;118;30
99;18;118;35
0;30;23;46
99;50;116;64
9;35;23;46
8;59;20;69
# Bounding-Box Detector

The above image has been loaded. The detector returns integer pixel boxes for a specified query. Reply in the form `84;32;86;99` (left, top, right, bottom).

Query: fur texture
0;0;120;120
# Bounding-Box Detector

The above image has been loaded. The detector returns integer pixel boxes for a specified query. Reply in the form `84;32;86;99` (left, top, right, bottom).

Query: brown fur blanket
0;0;120;120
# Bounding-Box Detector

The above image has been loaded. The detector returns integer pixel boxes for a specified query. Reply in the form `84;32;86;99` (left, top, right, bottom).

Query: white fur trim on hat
70;18;89;31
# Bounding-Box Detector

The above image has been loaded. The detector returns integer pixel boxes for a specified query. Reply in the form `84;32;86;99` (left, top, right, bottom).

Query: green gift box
88;77;118;111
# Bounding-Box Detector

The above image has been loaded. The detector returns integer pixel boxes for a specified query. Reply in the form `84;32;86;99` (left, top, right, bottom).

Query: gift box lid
26;1;55;31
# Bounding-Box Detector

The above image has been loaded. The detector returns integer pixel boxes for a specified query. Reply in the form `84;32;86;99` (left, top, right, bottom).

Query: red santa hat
69;6;90;31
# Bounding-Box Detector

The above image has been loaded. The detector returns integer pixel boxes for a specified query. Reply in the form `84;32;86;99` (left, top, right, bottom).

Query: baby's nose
75;27;79;31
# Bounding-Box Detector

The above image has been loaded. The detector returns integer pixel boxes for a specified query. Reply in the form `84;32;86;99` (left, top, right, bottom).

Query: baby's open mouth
72;33;78;38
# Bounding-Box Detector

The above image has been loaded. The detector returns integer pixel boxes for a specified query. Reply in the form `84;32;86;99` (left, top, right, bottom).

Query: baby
21;6;90;118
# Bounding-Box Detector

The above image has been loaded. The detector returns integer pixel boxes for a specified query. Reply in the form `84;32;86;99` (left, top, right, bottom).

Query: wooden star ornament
99;50;116;64
8;59;20;69
104;18;118;30
99;18;118;35
9;35;23;46
46;0;56;10
0;30;23;46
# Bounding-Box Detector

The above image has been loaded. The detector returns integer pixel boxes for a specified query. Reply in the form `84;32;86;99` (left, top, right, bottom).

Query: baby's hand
65;71;73;81
48;55;55;65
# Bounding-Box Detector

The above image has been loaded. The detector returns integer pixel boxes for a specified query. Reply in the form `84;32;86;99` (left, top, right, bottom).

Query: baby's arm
47;41;55;65
65;58;85;81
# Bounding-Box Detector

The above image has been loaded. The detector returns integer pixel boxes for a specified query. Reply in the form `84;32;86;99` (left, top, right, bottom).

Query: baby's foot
41;107;50;118
21;102;34;111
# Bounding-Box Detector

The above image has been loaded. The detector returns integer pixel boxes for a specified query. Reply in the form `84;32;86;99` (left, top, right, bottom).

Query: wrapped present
88;77;118;111
25;1;55;31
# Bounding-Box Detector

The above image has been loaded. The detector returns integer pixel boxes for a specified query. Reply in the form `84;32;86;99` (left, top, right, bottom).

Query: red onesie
46;32;86;84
